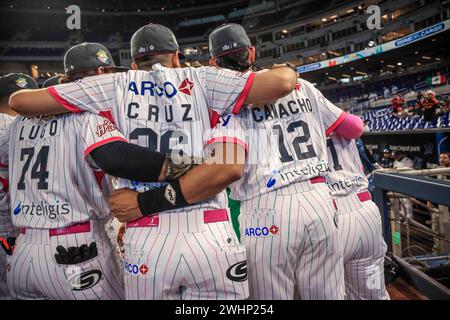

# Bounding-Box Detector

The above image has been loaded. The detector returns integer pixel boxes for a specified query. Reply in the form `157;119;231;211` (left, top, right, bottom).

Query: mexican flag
426;75;446;86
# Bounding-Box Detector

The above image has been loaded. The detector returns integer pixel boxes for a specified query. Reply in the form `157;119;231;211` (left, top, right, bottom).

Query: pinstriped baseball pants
334;193;390;300
6;220;124;300
123;209;249;300
239;182;345;300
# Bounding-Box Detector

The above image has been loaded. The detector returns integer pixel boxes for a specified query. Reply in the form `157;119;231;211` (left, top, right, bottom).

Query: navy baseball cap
0;73;38;98
42;75;62;88
131;24;184;60
64;42;128;74
209;23;252;58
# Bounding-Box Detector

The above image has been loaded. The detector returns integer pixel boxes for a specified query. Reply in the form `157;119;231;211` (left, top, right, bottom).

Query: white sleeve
48;73;119;114
302;80;346;135
204;113;248;156
76;113;127;168
199;66;256;115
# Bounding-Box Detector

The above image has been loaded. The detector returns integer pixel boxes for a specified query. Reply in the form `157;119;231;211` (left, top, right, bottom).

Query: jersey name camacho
207;79;345;201
48;65;255;214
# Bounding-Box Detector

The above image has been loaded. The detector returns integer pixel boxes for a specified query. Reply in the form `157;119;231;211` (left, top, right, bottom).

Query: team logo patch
68;270;102;291
139;264;149;275
244;225;279;237
15;77;28;88
96;49;110;64
95;119;117;137
226;261;247;282
295;83;301;91
164;184;177;206
178;78;194;95
266;170;280;188
6;263;11;272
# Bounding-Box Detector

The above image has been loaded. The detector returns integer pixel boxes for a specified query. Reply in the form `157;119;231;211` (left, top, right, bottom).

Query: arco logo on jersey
124;261;149;276
127;78;194;98
244;225;279;237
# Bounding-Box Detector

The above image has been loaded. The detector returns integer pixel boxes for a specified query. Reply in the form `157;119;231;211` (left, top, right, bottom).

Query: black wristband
137;179;189;216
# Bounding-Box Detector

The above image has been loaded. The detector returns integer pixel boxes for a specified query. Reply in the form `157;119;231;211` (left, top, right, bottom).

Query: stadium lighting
328;76;337;81
422;56;431;60
330;15;338;19
368;40;376;47
281;29;288;34
137;9;141;12
397;62;402;66
346;8;354;13
342;74;351;78
321;18;327;22
387;64;395;68
382;14;388;19
356;71;367;75
435;57;441;61
9;5;13;8
416;62;421;66
414;51;418;54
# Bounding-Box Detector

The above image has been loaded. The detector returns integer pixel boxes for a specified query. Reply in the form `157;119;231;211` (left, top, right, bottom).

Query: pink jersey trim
357;191;372;202
126;209;228;228
325;111;347;136
47;87;83;113
210;110;221;128
232;72;256;114
84;136;128;157
206;136;248;155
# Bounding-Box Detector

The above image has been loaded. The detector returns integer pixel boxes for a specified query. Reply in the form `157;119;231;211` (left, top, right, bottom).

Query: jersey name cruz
251;98;313;122
126;102;194;122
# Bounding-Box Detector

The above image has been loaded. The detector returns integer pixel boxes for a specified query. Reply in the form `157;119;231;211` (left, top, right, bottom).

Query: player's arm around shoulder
9;88;69;116
244;64;298;106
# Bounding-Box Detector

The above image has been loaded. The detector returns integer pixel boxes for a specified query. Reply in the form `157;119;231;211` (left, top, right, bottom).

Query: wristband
137;179;189;216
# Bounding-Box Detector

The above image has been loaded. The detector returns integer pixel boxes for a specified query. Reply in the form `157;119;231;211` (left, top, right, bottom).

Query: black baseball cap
64;42;128;74
209;23;251;58
0;73;38;98
42;75;62;88
130;24;184;60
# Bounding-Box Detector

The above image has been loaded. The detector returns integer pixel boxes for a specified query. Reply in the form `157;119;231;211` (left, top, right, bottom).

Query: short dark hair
135;53;172;70
59;67;118;84
440;151;450;156
215;49;252;72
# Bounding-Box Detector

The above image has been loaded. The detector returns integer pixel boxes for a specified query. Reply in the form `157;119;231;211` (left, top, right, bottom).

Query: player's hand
109;188;144;222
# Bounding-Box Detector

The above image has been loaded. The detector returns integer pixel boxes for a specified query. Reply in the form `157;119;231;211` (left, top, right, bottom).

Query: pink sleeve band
333;113;364;139
206;136;248;157
325;112;347;136
232;72;256;114
47;87;83;113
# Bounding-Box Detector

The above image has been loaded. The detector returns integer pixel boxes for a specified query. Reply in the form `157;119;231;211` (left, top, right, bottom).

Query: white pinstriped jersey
0;113;16;236
325;135;369;197
49;65;255;213
207;79;345;201
5;113;126;229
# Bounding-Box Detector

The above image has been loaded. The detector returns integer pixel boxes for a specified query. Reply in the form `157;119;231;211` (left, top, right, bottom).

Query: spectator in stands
437;95;449;116
391;95;405;117
383;86;390;99
380;148;393;168
422;90;439;126
393;152;414;169
439;151;450;168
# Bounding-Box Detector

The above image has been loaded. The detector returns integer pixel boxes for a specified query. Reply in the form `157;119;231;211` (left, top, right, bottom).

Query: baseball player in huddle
10;24;298;300
1;44;130;300
0;73;38;299
325;134;389;299
204;24;359;300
